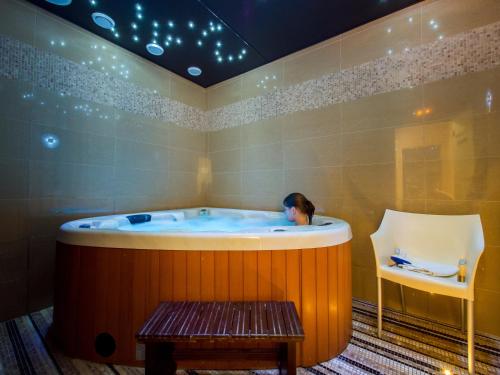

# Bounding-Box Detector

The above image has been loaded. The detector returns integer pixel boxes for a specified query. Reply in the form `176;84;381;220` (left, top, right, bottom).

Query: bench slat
214;301;232;336
157;301;185;337
271;301;286;336
284;302;304;337
176;301;200;336
258;301;267;336
136;301;304;341
250;302;258;336
137;301;169;337
166;301;192;336
198;302;217;336
187;303;207;337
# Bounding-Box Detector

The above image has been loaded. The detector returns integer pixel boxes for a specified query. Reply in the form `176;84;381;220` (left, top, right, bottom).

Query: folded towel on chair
390;255;458;277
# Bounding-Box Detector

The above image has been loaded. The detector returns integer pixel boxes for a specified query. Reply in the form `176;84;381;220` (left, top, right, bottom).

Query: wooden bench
136;301;305;375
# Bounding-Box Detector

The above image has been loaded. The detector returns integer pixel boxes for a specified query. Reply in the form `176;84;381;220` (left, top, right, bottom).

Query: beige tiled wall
207;0;500;336
0;0;207;319
1;0;500;340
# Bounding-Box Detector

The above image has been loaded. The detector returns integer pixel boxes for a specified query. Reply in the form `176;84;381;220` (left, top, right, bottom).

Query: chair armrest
370;229;394;272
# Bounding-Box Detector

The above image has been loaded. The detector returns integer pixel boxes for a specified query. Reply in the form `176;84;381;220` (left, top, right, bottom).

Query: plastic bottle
457;258;467;283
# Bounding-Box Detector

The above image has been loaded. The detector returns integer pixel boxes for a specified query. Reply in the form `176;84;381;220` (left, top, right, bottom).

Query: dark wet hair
283;192;315;225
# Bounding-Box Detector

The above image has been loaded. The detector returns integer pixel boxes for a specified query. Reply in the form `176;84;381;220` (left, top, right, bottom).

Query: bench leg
279;342;296;375
145;342;176;375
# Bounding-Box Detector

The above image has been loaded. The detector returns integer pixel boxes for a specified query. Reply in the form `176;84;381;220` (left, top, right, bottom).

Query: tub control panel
126;214;152;224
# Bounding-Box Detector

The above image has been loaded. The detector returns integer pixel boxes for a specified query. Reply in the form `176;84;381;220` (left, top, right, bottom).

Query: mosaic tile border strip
206;20;500;131
1;20;499;132
0;35;207;131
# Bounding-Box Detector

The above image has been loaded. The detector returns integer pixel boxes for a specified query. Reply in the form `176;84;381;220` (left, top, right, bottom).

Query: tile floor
1;300;499;375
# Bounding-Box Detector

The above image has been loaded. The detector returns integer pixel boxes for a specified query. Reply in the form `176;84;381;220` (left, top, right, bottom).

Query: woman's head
283;192;315;225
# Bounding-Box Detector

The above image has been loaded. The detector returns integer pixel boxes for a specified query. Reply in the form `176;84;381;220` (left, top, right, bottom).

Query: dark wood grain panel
54;241;351;368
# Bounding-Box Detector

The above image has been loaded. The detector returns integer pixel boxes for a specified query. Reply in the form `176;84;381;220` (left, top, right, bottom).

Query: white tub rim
57;207;352;251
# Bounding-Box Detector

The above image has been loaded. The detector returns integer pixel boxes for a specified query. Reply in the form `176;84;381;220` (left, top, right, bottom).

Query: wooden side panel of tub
53;242;352;368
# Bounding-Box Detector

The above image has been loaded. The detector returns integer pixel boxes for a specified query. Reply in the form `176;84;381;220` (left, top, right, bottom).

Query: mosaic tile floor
1;300;499;375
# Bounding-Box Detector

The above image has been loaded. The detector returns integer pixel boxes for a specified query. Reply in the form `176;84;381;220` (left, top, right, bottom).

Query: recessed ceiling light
146;42;164;56
188;21;195;29
187;66;202;76
168;20;174;28
197;40;203;46
92;12;115;30
45;0;72;5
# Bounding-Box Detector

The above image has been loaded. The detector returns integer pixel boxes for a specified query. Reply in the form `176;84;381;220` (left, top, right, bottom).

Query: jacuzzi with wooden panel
54;207;352;368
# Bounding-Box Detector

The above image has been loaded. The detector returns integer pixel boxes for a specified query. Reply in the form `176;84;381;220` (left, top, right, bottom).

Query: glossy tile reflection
205;0;500;338
1;0;499;345
0;0;207;318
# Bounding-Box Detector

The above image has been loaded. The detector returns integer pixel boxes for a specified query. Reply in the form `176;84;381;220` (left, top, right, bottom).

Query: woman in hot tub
283;192;315;225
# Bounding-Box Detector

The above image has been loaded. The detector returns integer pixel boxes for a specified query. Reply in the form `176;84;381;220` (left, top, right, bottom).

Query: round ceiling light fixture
146;43;164;56
187;66;202;76
45;0;72;5
92;12;115;30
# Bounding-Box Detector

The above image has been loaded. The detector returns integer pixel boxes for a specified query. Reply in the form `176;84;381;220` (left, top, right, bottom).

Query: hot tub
54;207;352;368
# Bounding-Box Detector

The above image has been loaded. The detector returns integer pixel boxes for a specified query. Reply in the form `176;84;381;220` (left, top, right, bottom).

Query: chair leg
467;300;475;375
399;284;406;314
461;299;466;334
377;277;382;338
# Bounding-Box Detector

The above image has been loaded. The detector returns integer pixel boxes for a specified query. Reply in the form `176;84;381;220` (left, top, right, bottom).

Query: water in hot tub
118;214;295;233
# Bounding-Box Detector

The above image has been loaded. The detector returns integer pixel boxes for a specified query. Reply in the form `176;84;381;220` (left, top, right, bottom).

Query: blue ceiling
27;0;421;87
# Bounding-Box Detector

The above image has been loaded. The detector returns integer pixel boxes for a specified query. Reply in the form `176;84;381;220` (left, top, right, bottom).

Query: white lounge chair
371;209;485;374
